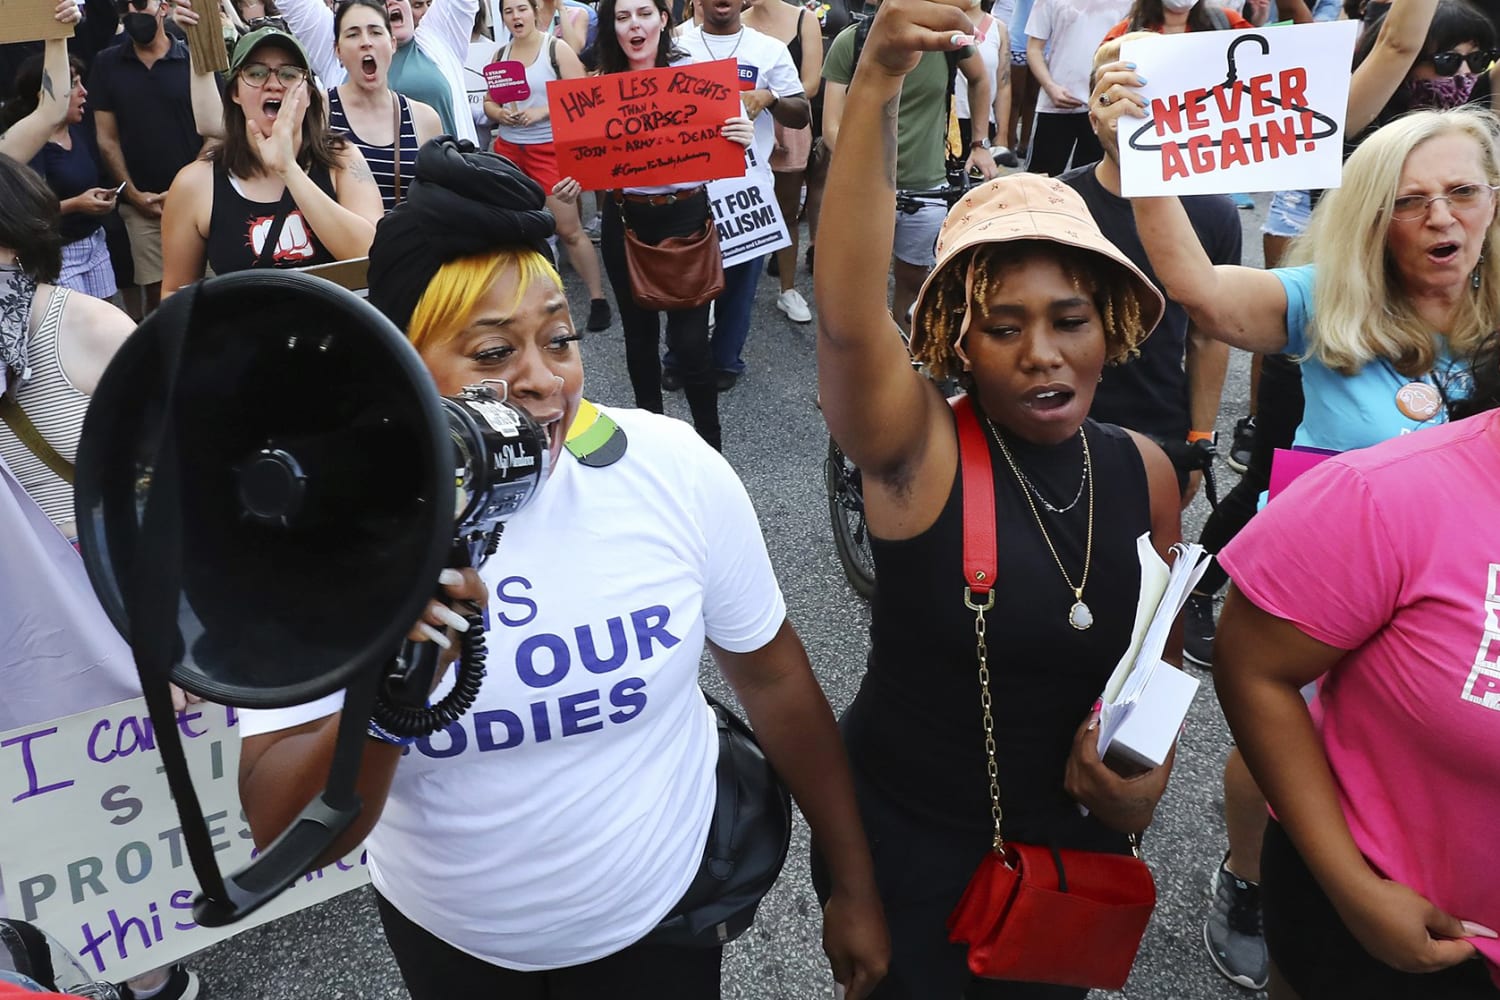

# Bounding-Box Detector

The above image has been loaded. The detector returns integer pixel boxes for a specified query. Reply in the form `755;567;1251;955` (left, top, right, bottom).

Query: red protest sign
485;61;530;104
546;59;744;191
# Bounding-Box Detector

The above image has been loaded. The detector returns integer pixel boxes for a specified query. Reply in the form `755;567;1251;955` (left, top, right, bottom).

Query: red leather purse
944;396;1157;991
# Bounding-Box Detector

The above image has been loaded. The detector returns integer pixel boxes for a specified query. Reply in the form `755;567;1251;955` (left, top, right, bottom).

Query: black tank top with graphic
842;416;1150;853
205;162;338;275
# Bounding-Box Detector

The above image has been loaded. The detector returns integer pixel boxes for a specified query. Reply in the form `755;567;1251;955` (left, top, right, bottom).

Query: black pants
1025;113;1101;178
1261;821;1499;999
811;768;1087;1000
375;891;724;999
600;192;722;450
1196;352;1305;595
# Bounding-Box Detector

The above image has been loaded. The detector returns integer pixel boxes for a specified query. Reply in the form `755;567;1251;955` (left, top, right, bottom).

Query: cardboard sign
1118;21;1358;197
0;0;74;43
708;168;789;269
182;0;229;75
485;60;531;104
547;60;744;190
0;700;369;981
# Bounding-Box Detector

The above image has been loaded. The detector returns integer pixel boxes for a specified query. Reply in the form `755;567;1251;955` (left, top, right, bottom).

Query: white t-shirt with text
239;406;788;970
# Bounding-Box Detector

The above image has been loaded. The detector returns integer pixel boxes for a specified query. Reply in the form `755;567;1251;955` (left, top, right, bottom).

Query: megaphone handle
193;667;380;927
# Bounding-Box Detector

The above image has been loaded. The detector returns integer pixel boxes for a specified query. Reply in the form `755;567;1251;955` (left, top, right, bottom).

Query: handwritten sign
547;60;744;190
1118;21;1357;198
0;0;74;43
0;700;369;981
708;169;789;269
485;60;530;103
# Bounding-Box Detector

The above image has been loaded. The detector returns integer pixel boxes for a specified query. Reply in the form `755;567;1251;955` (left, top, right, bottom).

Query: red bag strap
951;394;996;609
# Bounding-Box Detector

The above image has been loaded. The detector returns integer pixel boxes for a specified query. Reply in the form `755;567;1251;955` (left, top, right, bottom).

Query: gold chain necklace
987;416;1095;630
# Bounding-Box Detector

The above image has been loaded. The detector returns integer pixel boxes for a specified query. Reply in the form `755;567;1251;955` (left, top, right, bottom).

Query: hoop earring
1475;253;1486;290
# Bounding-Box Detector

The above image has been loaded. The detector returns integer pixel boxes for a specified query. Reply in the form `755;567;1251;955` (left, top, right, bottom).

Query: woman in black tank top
160;26;385;293
812;7;1185;997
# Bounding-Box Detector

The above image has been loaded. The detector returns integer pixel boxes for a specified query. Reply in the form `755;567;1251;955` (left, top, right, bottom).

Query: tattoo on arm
997;69;1010;91
880;95;898;189
41;69;55;102
346;157;375;184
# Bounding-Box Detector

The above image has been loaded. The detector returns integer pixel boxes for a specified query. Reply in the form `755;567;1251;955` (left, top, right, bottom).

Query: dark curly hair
910;240;1149;382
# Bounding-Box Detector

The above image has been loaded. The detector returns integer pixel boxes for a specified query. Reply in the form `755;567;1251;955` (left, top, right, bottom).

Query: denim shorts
893;198;948;268
1261;188;1312;238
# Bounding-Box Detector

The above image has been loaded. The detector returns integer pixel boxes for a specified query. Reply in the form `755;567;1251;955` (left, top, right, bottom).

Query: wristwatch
970;139;987;150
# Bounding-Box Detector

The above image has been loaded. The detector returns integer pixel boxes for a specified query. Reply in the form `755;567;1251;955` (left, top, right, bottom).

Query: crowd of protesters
3;0;1500;996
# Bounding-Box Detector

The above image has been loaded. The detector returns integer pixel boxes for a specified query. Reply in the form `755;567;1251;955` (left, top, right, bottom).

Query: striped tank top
0;287;86;528
326;88;419;212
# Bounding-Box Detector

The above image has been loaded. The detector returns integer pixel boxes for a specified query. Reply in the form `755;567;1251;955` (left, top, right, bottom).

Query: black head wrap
368;137;557;332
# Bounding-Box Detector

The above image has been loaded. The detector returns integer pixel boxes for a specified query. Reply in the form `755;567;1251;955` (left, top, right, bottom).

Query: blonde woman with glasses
1099;100;1498;454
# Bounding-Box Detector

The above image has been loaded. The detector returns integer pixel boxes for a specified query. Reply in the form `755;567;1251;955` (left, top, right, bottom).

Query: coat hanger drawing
1126;34;1339;154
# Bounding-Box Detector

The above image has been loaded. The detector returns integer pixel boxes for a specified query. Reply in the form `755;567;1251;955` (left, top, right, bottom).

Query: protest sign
708;169;789;269
0;0;74;43
182;0;229;75
1118;21;1358;198
0;700;369;982
547;60;743;190
485;60;531;104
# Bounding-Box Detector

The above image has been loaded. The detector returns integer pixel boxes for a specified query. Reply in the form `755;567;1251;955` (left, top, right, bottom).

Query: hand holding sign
0;0;78;44
1115;21;1359;197
546;60;747;190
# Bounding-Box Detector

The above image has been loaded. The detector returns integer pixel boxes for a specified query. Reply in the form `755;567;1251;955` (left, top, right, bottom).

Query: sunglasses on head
1428;48;1498;75
247;14;292;29
114;0;154;12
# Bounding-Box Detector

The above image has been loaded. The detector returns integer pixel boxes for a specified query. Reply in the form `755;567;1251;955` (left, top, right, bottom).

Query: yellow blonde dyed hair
407;249;564;352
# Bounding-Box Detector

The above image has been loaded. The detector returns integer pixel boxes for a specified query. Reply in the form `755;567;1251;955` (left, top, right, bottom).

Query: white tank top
495;36;559;145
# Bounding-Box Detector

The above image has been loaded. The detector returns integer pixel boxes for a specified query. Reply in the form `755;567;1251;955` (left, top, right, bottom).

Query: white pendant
1069;600;1094;631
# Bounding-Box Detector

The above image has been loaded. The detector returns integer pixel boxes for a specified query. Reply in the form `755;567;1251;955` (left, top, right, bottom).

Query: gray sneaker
1204;856;1268;990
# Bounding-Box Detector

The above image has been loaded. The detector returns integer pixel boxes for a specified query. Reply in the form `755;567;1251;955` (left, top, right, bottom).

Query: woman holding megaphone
235;140;889;999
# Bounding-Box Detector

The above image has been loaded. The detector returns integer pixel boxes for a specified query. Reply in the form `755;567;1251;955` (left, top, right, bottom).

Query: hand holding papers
1097;535;1211;771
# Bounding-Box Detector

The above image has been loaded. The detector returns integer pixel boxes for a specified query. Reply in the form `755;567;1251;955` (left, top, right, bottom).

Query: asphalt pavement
190;191;1271;1000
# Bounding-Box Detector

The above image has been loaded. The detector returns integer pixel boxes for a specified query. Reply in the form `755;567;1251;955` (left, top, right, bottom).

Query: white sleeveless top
0;287;87;528
494;36;560;145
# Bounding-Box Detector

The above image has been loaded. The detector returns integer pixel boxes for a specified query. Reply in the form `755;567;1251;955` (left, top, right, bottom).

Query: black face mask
123;11;160;44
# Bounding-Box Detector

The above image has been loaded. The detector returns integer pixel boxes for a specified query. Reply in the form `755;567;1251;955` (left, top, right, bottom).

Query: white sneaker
776;288;812;323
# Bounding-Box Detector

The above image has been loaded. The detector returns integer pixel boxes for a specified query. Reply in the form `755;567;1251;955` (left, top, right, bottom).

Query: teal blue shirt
1276;264;1470;453
390;40;457;138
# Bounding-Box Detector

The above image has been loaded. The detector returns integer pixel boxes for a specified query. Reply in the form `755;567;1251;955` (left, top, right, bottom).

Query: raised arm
1345;0;1438;135
417;0;482;63
171;0;227;138
275;0;344;86
0;20;77;163
815;0;970;481
1092;62;1290;354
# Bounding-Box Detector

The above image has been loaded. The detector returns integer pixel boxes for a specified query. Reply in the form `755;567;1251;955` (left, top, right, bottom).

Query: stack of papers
1097;534;1211;771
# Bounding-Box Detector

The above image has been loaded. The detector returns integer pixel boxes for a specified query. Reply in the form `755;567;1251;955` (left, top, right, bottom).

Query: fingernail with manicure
1137;75;1148;84
438;569;464;587
417;623;452;650
1462;922;1499;938
433;604;471;632
950;33;974;47
1090;698;1103;713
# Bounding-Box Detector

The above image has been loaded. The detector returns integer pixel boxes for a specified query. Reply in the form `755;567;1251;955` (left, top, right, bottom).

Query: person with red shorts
484;0;612;331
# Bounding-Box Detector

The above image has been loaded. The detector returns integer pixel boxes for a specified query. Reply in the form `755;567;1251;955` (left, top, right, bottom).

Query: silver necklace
984;416;1088;513
699;26;745;59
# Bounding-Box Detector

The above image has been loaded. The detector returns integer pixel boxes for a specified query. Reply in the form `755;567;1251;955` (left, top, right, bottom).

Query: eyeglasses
246;14;292;30
238;62;309;86
1390;183;1500;221
1426;49;1498;76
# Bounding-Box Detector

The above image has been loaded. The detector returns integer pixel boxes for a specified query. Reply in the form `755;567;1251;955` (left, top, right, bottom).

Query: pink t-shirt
1220;409;1500;981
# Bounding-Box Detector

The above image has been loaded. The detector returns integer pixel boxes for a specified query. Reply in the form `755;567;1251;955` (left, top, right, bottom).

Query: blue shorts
1261;188;1312;238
